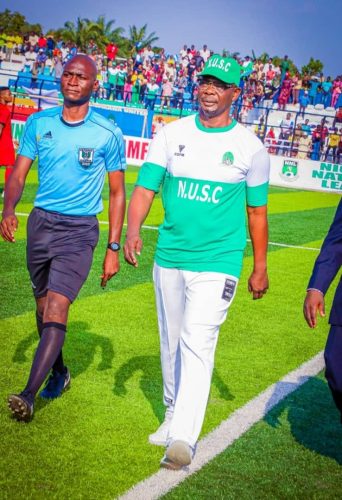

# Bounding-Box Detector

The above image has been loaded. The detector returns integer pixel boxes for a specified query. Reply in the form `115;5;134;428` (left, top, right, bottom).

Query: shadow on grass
12;320;115;379
113;355;234;423
265;376;342;465
9;321;114;419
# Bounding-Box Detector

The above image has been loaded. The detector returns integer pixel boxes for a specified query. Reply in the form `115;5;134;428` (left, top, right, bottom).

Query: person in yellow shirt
325;128;341;163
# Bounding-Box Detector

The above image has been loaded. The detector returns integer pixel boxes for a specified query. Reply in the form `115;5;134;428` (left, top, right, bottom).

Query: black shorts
26;208;99;303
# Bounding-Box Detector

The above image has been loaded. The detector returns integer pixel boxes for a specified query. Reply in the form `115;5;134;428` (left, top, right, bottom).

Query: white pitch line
16;212;320;252
262;241;320;251
119;352;324;500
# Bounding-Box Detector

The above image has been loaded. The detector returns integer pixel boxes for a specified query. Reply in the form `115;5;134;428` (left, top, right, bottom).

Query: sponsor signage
269;155;342;193
11;117;342;193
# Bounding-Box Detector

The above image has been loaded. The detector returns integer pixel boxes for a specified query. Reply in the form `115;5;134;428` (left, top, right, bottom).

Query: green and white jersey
136;114;270;277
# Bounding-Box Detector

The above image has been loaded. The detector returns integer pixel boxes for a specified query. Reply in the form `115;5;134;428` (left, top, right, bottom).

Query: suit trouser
324;325;342;418
153;263;238;447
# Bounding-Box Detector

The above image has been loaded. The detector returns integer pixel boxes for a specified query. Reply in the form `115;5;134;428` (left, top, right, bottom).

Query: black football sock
23;322;66;400
36;312;65;374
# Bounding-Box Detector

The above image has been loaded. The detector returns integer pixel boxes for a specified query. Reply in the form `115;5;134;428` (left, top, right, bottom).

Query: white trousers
153;263;238;447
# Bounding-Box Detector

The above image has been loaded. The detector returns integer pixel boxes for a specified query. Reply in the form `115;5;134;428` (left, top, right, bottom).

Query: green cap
199;54;241;85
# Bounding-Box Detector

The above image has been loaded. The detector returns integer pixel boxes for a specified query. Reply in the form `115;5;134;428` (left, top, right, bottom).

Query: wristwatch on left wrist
107;241;121;252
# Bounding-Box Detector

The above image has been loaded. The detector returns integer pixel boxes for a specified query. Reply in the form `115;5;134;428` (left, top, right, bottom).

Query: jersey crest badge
222;151;234;166
78;148;95;167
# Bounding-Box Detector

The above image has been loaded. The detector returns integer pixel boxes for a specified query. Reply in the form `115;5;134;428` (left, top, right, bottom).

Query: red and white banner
124;136;151;166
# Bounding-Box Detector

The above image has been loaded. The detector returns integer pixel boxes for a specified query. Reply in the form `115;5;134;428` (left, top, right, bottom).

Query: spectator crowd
0;32;341;162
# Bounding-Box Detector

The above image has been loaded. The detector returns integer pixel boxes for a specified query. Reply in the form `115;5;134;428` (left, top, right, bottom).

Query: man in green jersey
124;55;270;470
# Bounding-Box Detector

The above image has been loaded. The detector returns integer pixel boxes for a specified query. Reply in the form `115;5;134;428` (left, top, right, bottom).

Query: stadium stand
1;32;341;162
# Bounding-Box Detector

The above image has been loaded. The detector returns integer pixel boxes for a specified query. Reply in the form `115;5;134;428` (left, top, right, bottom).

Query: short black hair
0;86;10;92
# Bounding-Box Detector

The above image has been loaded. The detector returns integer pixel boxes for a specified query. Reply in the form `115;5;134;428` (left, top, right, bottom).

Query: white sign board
269;155;342;193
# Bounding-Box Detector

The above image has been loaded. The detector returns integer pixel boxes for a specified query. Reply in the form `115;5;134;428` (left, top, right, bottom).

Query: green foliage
127;24;159;57
257;52;270;63
272;55;298;75
53;17;158;57
61;17;94;50
301;57;324;76
83;15;125;52
0;8;42;34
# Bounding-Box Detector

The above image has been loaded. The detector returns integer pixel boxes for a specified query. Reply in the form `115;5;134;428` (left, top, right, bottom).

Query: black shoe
8;392;34;422
39;367;71;400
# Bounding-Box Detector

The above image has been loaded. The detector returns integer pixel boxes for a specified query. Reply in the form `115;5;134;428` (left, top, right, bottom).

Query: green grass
164;374;342;499
0;166;341;499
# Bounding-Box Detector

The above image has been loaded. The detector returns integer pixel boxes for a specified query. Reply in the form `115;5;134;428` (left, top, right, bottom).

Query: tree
0;9;42;34
257;52;270;64
127;24;159;56
272;55;298;75
86;15;125;53
61;17;94;50
301;57;324;77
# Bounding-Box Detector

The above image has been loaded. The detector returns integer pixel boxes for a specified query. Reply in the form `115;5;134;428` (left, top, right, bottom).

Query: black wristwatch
107;242;121;252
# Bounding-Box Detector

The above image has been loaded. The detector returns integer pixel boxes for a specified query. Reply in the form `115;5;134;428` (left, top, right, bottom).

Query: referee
0;55;126;422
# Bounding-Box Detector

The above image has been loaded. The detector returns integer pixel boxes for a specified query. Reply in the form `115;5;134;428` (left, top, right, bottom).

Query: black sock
36;312;65;373
23;322;66;400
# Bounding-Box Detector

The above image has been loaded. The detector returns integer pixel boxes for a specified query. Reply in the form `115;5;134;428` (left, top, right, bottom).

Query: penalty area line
16;213;320;252
119;351;324;500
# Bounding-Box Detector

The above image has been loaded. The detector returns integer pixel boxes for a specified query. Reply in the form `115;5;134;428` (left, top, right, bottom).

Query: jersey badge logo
174;145;185;157
222;151;234;166
43;131;53;139
78;148;95;167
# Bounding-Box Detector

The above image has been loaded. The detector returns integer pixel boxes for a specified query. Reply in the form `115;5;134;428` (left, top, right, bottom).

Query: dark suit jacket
308;199;342;325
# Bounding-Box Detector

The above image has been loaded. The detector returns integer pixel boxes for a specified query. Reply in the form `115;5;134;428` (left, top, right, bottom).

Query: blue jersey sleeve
105;127;127;172
17;115;38;160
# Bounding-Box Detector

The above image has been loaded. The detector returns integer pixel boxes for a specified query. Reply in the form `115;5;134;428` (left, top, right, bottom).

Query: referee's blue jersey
18;106;126;216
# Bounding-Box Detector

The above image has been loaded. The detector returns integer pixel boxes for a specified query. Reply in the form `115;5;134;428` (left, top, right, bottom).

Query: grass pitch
0;166;341;499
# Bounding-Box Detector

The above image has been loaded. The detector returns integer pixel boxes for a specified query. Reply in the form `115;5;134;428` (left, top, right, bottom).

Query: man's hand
101;250;120;288
0;213;18;242
303;290;325;328
123;234;143;268
248;269;269;300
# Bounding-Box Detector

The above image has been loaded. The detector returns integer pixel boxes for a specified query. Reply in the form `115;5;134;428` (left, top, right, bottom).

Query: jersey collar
59;107;92;127
195;114;237;133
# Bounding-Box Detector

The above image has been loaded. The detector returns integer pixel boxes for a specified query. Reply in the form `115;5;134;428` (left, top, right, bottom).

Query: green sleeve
136;162;166;193
246;182;269;207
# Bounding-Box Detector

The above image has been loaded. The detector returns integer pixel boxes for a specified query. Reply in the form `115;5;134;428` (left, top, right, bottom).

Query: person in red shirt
37;34;47;50
0;87;15;195
333;106;342;128
106;42;118;62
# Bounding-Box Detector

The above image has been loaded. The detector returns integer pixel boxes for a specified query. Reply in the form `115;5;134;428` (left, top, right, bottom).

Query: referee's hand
101;250;119;288
0;213;18;243
124;234;143;268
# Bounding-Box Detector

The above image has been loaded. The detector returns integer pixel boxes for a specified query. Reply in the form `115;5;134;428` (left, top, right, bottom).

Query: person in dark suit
304;199;342;422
